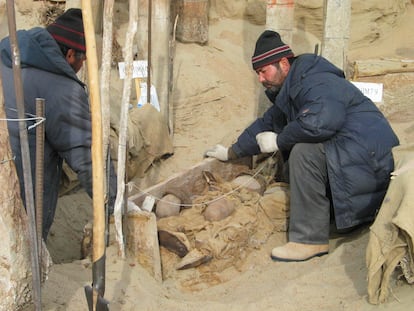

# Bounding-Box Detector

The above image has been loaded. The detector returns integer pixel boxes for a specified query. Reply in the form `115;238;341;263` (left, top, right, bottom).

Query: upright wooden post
91;0;103;34
100;0;114;178
321;0;351;71
172;0;209;44
137;0;170;125
114;0;139;259
266;0;295;45
0;60;33;311
66;0;102;34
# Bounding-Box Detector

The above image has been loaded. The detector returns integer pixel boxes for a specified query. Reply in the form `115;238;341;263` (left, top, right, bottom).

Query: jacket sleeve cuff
227;147;238;160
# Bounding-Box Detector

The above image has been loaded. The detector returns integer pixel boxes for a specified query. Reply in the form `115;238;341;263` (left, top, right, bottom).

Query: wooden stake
100;0;115;174
114;0;138;258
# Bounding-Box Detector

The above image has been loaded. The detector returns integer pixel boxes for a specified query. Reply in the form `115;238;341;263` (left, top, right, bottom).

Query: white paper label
118;60;148;79
351;81;383;103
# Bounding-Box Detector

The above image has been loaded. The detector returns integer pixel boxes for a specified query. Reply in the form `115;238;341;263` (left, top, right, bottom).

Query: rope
1;109;44;164
129;151;277;208
0;108;46;131
0;156;16;164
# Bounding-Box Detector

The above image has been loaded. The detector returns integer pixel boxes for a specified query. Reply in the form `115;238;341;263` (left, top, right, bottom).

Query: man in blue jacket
205;30;399;262
0;9;117;240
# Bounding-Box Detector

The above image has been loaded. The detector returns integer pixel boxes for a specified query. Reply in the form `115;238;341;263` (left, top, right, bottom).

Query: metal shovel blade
84;285;109;311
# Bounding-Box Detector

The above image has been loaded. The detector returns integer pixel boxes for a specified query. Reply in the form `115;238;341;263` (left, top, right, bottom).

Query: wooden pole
153;0;170;125
147;0;152;105
321;0;351;71
100;0;114;191
266;0;295;45
5;1;42;309
91;0;103;34
114;0;138;258
81;1;108;308
100;0;115;250
168;14;179;137
138;0;170;124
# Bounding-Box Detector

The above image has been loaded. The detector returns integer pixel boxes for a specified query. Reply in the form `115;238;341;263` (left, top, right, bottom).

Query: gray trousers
286;143;331;244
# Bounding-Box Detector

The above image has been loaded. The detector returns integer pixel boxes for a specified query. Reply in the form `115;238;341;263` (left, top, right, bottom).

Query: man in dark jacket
205;30;399;262
0;8;117;240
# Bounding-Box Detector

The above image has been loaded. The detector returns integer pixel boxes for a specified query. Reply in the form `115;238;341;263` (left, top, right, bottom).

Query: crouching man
205;30;399;262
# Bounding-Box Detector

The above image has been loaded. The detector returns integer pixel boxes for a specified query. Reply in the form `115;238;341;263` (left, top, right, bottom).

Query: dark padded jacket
0;27;117;239
231;54;399;229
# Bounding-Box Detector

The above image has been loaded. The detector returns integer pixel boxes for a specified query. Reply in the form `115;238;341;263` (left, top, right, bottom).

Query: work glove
256;131;278;153
204;144;229;161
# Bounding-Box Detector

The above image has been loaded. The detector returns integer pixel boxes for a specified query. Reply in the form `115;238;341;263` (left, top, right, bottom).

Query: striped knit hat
46;8;86;53
251;30;294;70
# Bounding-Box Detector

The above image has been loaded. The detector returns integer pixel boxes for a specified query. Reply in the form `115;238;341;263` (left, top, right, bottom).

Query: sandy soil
40;3;414;311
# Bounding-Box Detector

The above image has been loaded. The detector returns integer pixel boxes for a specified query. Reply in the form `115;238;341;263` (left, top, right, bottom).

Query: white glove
256;131;278;153
204;144;229;161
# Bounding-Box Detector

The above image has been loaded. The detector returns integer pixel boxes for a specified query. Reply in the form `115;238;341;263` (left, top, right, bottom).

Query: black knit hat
251;30;294;70
46;8;86;52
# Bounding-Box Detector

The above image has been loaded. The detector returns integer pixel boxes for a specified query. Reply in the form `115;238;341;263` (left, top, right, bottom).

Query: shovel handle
82;0;108;308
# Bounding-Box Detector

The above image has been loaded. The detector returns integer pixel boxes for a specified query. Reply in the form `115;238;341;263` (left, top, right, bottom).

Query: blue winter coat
231;54;399;229
0;28;117;239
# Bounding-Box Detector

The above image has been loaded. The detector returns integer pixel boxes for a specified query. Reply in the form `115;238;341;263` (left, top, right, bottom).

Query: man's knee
289;143;324;164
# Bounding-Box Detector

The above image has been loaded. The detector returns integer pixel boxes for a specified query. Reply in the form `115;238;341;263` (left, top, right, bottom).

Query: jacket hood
290;53;344;81
0;27;83;85
274;54;344;114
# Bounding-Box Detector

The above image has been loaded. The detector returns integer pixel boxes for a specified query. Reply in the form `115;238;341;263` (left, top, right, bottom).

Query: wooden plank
128;157;252;207
352;58;414;78
124;211;162;282
171;0;209;44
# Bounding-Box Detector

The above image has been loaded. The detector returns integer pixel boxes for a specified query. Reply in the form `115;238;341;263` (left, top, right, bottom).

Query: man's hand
204;144;229;161
256;131;278;153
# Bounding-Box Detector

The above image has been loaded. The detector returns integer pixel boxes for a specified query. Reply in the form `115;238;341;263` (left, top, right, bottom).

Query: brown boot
271;242;328;262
